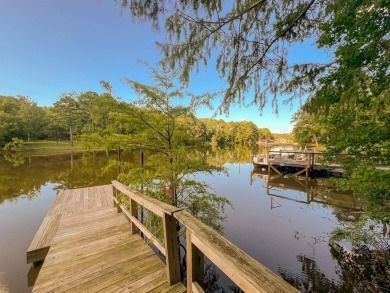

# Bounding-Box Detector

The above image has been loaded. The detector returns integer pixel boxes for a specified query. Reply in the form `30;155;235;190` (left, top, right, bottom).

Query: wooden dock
27;185;185;292
252;149;344;179
27;182;298;293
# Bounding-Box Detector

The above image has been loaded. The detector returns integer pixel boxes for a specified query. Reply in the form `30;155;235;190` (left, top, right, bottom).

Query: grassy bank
21;140;88;156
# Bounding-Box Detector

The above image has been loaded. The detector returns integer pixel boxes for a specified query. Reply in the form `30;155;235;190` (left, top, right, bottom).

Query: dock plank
26;214;62;264
29;185;185;292
27;185;113;264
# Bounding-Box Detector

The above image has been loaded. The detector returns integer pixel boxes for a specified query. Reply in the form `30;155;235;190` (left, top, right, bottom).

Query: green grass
22;140;88;155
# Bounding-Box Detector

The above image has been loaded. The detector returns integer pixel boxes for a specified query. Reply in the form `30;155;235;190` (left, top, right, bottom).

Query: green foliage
116;150;231;234
18;96;48;142
51;92;121;147
306;0;389;158
0;96;21;147
3;138;24;152
334;164;390;222
3;152;25;167
52;93;84;146
258;128;272;139
120;1;390;214
104;64;233;233
330;217;381;246
287;0;390;209
329;216;390;291
200;118;260;145
292;109;326;146
272;133;295;143
0;95;49;146
120;0;328;113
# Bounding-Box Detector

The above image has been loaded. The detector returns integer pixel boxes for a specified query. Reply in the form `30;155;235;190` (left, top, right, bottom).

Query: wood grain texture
176;210;299;293
112;180;182;216
27;185;113;264
29;185;185;293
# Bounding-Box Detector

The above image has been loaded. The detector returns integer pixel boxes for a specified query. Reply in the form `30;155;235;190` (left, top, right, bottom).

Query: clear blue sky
0;0;329;133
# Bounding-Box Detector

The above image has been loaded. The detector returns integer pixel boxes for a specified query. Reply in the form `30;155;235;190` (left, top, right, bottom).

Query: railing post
186;230;204;293
267;152;270;176
112;186;121;213
163;213;181;284
130;198;139;234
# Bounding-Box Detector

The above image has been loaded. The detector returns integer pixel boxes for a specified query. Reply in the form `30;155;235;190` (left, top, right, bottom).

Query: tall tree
44;107;68;143
78;91;119;134
300;0;390;201
108;64;231;233
292;109;325;146
52;94;83;147
18;96;47;141
0;96;22;147
120;63;204;201
258;128;272;139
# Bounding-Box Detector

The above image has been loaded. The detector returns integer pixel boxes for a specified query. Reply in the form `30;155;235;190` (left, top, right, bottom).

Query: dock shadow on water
0;146;388;292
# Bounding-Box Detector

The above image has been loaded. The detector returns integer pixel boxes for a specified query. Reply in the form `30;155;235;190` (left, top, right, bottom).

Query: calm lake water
0;148;369;292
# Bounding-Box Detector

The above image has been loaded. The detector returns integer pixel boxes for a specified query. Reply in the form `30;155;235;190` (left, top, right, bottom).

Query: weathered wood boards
28;185;186;292
113;180;298;292
26;213;62;264
27;185;113;264
175;210;299;293
29;181;299;292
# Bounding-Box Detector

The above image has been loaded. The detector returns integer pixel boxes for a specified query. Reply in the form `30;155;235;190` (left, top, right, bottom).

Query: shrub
3;138;24;151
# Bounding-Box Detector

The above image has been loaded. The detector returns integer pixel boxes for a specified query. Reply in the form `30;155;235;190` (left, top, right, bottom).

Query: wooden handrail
175;210;298;293
111;180;181;285
111;181;298;292
112;180;180;217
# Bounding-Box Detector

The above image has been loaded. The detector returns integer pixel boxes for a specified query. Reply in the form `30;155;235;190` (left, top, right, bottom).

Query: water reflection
250;166;364;212
0;148;385;292
279;254;340;292
279;244;390;293
0;151;127;204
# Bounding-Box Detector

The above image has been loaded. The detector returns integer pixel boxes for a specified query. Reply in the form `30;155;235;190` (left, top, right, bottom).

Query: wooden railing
112;180;181;284
112;180;298;293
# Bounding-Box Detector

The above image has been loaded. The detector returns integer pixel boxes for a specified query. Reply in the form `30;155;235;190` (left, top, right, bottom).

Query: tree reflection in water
279;243;390;293
2;146;389;292
0;151;125;204
279;255;339;293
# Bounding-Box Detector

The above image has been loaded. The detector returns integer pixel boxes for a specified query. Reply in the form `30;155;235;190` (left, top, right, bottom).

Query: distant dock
252;149;344;179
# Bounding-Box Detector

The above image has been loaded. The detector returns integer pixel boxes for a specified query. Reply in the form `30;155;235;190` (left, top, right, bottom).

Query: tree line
0;93;275;149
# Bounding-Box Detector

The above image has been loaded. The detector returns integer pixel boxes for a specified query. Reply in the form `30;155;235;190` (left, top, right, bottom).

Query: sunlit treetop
118;0;332;113
118;0;388;117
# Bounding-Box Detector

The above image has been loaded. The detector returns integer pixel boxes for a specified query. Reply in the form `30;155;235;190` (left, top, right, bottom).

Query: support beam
186;230;205;293
163;213;181;285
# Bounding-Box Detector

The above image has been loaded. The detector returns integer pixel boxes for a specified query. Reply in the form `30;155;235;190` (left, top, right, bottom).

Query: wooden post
130;199;139;234
267;152;271;176
113;186;122;213
186;230;204;293
163;213;181;284
307;154;311;180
